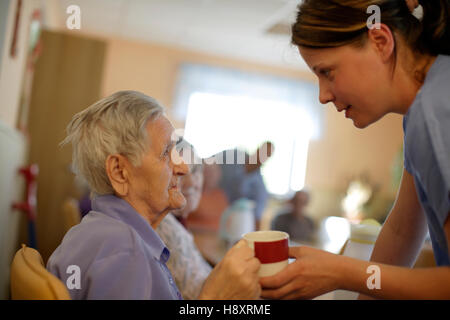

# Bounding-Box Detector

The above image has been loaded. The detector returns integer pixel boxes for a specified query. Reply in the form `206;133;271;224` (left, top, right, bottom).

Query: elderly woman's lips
169;181;178;189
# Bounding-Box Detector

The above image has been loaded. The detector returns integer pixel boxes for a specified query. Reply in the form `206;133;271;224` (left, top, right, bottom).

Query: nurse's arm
358;169;428;299
367;169;428;266
261;170;450;300
350;169;450;300
338;253;450;299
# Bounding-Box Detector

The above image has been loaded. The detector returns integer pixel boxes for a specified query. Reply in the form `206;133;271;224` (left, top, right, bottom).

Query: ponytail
418;0;450;55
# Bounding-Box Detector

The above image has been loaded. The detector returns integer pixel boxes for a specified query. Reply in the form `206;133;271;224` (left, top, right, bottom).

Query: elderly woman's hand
199;240;261;300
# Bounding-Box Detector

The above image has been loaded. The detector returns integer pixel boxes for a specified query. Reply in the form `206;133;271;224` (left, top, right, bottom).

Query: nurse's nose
318;82;335;105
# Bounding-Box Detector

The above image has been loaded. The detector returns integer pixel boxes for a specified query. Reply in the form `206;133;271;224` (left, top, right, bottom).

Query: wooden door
27;30;105;262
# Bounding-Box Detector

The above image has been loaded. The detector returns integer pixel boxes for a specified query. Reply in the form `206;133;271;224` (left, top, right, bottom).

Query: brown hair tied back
418;0;450;55
292;0;450;55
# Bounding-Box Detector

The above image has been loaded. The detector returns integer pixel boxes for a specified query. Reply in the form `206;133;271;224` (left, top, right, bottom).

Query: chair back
10;244;70;300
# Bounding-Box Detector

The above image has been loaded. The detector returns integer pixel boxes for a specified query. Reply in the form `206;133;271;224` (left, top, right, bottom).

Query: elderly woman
47;91;260;300
156;140;212;300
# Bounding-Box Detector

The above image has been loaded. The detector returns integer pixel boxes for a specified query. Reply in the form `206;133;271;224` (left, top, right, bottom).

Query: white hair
61;90;164;195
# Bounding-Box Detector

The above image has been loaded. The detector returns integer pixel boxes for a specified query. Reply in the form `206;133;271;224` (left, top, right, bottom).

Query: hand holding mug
199;240;261;300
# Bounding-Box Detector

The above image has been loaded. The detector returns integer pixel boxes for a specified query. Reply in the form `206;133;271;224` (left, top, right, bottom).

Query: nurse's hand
199;240;261;300
260;246;343;300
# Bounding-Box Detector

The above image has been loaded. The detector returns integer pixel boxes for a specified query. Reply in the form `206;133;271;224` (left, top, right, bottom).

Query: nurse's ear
367;23;395;63
105;154;130;197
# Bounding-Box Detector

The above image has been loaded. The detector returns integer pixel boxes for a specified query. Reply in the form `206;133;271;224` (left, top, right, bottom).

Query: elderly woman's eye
162;147;170;158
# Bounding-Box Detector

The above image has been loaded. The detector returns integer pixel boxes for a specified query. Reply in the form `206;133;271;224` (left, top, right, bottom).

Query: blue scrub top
403;54;450;266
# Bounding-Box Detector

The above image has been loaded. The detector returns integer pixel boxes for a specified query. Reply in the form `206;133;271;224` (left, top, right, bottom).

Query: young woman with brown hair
260;0;450;299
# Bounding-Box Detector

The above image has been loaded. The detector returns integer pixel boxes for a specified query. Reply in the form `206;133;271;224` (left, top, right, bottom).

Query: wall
0;0;43;300
101;37;316;128
0;0;42;128
0;120;26;300
0;0;12;70
101;36;404;221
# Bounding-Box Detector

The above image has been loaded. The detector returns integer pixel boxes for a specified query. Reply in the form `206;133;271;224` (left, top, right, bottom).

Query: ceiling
52;0;308;71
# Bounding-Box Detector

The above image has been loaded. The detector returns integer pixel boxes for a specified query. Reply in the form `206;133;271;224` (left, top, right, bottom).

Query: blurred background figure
186;162;229;232
219;141;274;230
271;189;315;242
74;177;92;218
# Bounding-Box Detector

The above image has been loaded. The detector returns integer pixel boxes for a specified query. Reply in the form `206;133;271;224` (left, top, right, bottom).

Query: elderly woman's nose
170;149;188;173
176;162;189;175
173;156;189;176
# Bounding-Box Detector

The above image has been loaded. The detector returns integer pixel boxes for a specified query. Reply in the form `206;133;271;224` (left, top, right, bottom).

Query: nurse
260;0;450;299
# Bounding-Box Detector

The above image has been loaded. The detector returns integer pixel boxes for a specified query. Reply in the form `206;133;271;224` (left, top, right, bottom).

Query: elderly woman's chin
168;188;187;211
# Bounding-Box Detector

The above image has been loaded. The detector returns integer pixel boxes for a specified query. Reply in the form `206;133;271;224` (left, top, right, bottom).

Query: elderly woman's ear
105;154;131;197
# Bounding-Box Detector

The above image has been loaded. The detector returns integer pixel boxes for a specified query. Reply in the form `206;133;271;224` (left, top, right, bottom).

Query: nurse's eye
319;68;331;78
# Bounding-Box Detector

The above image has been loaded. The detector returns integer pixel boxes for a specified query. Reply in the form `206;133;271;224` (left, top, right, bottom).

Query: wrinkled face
173;164;204;219
127;116;188;217
299;43;393;128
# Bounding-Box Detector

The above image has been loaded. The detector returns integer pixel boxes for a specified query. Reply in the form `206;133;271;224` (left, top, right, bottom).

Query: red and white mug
243;230;289;277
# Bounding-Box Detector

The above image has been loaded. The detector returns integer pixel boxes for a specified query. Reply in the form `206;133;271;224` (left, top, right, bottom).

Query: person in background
72;176;92;218
271;190;315;242
260;0;450;299
47;91;261;300
156;139;213;299
186;162;229;232
78;189;92;218
219;141;274;230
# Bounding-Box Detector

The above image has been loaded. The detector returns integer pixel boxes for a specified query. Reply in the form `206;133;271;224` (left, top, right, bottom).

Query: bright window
173;64;321;196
